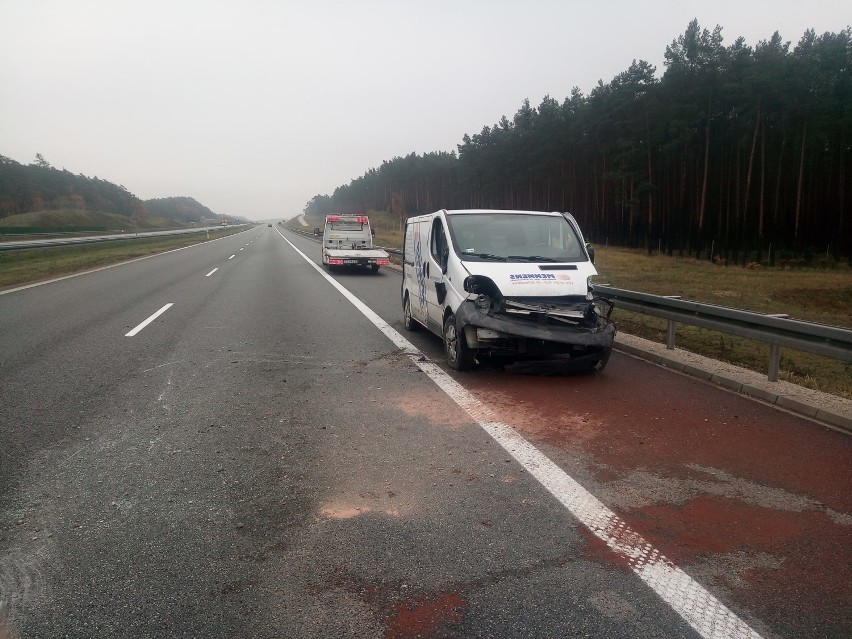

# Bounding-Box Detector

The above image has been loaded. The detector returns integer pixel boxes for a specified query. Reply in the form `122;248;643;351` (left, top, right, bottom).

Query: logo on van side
414;232;427;308
509;273;572;284
510;273;556;280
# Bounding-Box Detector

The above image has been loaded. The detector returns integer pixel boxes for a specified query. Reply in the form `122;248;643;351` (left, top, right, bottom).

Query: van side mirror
585;242;595;265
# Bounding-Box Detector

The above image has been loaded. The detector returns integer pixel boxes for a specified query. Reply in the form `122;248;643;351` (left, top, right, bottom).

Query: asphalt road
0;227;849;638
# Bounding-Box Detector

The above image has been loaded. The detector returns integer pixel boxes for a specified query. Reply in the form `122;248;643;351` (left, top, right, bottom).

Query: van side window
430;219;447;262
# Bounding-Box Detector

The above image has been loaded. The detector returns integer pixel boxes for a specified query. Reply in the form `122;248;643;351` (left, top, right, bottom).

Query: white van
401;209;615;371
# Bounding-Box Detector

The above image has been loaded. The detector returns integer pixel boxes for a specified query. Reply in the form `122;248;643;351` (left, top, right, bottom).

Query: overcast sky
1;1;849;221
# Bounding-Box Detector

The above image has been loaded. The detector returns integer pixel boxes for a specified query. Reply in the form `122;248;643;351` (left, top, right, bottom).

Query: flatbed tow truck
321;214;390;272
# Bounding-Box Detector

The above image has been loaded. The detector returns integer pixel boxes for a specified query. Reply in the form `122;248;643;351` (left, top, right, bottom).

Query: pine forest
305;22;852;263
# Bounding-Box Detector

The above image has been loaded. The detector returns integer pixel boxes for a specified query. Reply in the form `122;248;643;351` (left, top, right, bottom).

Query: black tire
403;294;419;332
370;264;380;273
443;313;473;371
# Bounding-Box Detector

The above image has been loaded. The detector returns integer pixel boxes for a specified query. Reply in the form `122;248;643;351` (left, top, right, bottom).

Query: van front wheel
443;314;473;371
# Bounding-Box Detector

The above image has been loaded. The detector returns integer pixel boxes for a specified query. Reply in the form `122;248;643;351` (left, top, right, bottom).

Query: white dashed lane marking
125;303;174;337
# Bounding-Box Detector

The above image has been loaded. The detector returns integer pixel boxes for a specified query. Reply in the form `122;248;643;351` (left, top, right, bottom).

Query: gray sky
1;1;849;221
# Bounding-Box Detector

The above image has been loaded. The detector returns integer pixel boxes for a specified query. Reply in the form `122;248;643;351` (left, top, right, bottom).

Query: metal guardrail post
764;315;789;382
663;296;681;350
768;344;781;382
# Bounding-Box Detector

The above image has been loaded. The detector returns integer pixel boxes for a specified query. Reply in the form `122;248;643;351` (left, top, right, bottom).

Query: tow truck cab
323;214;373;250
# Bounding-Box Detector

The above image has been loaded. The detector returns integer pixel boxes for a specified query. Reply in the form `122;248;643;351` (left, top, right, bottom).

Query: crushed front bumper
455;298;615;354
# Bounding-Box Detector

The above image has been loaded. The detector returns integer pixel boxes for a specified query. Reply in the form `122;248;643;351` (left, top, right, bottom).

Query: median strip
125;303;174;337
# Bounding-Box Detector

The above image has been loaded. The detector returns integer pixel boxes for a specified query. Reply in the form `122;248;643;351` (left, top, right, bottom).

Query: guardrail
382;246;403;266
591;285;852;381
0;225;249;252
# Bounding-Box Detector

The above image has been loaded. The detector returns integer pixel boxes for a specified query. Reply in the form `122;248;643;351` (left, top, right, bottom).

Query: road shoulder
615;333;852;434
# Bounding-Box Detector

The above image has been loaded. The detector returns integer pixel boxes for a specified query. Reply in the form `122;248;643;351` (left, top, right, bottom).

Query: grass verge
0;228;247;289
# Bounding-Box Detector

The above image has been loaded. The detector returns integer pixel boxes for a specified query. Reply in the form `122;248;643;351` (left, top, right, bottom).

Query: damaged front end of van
456;274;616;371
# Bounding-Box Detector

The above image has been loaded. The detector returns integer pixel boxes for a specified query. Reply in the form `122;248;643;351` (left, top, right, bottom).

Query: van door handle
425;262;429;278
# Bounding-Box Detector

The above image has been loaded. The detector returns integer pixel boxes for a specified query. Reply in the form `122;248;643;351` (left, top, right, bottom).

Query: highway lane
0;229;260;491
0;226;848;638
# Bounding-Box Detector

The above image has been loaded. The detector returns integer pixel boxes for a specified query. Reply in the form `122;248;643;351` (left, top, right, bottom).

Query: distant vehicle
321;214;390;273
220;219;229;226
401;209;614;371
313;228;321;236
268;223;272;227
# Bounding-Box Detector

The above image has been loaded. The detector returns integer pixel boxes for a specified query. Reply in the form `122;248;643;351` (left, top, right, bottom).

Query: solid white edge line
205;268;218;277
125;303;174;337
274;228;765;639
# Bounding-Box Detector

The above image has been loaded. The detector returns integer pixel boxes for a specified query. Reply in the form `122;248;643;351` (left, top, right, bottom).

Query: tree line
0;154;144;220
305;21;851;262
0;154;226;225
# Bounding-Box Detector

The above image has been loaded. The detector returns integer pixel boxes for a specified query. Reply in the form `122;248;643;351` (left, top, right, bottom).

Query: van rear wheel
443;314;473;371
403;295;418;332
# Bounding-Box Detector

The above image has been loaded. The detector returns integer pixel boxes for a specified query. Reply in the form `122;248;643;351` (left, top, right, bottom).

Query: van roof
443;209;565;217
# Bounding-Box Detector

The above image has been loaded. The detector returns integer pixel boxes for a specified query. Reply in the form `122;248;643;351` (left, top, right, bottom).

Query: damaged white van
401;209;615;371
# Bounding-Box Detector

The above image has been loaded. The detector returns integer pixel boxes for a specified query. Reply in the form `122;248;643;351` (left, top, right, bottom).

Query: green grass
0;228;245;289
0;209;187;231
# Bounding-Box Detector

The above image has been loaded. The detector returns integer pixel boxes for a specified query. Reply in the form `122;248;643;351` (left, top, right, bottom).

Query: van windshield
445;213;586;262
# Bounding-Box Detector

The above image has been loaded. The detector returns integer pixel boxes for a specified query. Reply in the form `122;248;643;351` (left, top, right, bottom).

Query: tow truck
321;214;390;272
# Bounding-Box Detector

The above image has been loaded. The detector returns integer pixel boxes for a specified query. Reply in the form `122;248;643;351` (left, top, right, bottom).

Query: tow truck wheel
443;314;473;371
403;294;419;332
370;264;379;273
